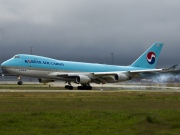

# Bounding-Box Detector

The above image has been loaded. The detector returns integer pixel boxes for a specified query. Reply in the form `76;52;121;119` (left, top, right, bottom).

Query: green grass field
0;84;62;90
0;90;179;135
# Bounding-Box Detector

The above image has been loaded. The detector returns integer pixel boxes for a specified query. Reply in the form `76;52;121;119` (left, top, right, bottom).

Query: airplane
1;42;171;90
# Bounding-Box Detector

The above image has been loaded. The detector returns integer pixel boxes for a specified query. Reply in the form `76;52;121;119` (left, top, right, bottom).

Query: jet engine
76;75;91;84
114;73;130;82
38;78;54;83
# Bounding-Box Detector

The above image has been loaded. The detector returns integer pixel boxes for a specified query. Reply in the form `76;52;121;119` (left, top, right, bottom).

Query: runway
0;80;180;92
0;89;180;93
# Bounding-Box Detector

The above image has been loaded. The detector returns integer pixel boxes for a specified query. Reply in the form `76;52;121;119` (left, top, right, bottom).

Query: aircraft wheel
77;86;83;90
65;85;73;90
68;86;73;90
88;86;92;90
77;86;92;90
17;81;23;85
65;85;69;89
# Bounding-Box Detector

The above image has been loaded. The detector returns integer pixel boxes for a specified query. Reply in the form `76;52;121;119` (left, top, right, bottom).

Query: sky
0;0;180;68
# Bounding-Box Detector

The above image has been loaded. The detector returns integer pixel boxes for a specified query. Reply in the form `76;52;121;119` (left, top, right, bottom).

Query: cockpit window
14;55;20;58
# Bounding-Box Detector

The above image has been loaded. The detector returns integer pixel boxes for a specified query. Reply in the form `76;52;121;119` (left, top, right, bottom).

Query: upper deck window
14;55;20;58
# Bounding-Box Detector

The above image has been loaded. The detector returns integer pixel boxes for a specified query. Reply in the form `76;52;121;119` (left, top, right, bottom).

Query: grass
0;84;65;90
0;91;179;135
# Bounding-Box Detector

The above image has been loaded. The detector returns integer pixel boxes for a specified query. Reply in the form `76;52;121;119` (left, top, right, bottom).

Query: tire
68;86;73;90
17;81;23;85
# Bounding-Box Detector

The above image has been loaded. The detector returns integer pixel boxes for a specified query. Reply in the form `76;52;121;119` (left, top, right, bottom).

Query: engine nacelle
38;78;54;83
76;75;91;84
114;73;130;82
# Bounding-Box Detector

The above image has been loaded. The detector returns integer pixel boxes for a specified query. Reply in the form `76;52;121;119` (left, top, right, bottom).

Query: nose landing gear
17;76;23;85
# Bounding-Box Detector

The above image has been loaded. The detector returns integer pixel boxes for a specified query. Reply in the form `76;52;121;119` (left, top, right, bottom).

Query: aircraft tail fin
131;42;163;69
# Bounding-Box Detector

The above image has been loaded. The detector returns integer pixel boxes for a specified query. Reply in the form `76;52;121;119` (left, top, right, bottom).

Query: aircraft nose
1;61;7;73
1;60;12;73
1;60;12;68
1;61;7;67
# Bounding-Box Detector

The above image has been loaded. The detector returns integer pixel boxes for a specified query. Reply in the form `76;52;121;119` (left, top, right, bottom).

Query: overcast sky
0;0;180;67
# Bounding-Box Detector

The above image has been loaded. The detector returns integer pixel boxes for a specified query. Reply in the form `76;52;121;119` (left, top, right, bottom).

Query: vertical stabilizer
131;42;163;69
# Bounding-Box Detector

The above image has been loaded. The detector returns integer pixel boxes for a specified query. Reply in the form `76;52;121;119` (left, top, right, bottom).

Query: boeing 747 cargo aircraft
1;42;169;90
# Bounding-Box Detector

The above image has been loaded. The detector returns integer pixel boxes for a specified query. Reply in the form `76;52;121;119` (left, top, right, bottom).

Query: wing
46;68;171;84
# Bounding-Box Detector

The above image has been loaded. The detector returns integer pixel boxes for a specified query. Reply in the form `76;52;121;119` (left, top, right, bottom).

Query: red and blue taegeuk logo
147;52;156;64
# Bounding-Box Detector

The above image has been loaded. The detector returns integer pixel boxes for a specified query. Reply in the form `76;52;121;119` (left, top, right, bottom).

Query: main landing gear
65;85;73;90
77;84;92;90
64;82;92;90
65;82;73;90
17;76;23;85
